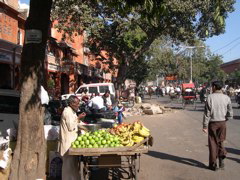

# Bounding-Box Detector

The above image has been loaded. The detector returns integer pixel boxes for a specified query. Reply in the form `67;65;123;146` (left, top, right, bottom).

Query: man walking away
203;81;233;171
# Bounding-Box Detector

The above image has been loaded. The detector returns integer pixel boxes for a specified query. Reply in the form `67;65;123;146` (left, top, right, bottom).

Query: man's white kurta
59;106;78;156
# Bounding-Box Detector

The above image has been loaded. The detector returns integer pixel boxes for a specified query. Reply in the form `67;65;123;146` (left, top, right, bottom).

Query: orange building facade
46;21;116;98
0;0;25;89
0;0;116;96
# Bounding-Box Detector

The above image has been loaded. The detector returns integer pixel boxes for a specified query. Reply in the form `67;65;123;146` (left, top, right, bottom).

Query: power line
222;42;240;56
213;36;240;53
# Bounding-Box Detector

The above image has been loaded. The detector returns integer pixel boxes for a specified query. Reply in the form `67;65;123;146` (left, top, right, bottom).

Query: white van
61;83;115;100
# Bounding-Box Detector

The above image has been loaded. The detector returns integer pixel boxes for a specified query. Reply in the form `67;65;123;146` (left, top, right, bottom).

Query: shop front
47;62;61;99
0;39;21;90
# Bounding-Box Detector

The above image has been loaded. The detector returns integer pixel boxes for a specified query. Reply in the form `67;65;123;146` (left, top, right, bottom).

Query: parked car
61;83;116;100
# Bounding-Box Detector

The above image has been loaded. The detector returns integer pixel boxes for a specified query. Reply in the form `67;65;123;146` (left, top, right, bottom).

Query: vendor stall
68;122;153;180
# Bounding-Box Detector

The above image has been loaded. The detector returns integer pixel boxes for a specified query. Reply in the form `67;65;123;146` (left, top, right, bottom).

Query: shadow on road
226;147;240;155
225;147;240;164
233;116;240;120
227;157;240;164
188;109;204;112
233;106;240;109
147;150;207;169
90;168;132;180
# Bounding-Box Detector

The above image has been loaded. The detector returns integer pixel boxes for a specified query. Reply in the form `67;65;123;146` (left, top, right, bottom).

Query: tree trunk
10;0;52;179
116;60;128;94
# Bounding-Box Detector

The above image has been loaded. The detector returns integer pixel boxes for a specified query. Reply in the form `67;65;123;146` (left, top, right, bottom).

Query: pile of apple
71;129;123;148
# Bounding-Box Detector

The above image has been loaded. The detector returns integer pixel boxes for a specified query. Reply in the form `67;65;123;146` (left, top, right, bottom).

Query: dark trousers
208;121;227;166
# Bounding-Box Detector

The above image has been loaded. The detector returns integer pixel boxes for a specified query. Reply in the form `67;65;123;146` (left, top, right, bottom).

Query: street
125;95;240;180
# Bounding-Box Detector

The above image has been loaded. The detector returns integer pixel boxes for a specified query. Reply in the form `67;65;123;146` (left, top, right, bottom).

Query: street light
184;46;204;83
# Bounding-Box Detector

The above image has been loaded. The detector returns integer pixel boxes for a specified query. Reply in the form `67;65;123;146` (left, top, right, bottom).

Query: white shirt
176;87;181;92
88;96;105;109
106;96;112;106
166;86;170;93
169;87;174;93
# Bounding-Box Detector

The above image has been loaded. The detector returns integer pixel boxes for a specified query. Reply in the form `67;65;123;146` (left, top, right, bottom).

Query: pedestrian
102;89;116;110
202;81;233;171
148;86;154;99
155;86;161;98
58;95;86;180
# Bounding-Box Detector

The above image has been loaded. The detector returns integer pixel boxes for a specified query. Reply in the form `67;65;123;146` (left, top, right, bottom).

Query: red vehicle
181;83;197;109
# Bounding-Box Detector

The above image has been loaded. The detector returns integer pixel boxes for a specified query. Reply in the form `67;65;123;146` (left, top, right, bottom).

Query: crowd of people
137;84;191;100
136;83;240;104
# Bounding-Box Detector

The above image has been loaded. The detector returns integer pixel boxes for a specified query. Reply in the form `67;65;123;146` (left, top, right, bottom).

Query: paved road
125;95;240;180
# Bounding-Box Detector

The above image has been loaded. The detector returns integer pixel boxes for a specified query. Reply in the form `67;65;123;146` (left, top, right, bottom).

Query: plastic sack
40;86;49;105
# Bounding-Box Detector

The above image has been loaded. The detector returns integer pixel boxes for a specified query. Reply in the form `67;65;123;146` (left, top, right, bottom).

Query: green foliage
47;78;55;89
51;0;236;84
126;56;150;86
229;68;240;84
145;38;226;83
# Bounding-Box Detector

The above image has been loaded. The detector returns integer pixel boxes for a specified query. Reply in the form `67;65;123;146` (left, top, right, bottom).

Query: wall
0;2;18;43
220;59;240;74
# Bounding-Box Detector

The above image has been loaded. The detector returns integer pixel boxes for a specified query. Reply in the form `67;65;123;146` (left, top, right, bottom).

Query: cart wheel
130;155;139;180
79;157;84;180
83;159;90;180
83;166;90;180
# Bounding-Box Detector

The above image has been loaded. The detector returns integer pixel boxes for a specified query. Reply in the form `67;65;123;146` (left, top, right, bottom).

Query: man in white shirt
88;93;105;110
59;95;86;180
102;90;116;110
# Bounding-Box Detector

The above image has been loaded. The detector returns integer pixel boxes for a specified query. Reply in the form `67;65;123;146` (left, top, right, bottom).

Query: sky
19;0;240;63
205;1;240;62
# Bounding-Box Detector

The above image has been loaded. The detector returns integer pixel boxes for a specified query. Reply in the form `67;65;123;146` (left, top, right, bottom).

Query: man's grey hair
68;95;78;105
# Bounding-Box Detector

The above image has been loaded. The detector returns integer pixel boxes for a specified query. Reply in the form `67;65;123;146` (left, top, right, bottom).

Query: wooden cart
68;136;152;180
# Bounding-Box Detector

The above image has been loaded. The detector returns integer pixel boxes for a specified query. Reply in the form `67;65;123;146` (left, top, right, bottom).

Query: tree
126;56;150;86
53;0;236;87
205;54;226;81
11;0;235;179
10;0;52;179
146;38;226;84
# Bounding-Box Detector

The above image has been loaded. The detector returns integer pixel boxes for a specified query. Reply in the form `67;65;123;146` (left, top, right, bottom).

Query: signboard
48;64;60;71
165;75;177;81
25;29;42;44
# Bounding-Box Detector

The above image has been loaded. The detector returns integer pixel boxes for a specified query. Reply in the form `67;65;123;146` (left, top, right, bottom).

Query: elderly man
203;81;233;171
59;95;86;180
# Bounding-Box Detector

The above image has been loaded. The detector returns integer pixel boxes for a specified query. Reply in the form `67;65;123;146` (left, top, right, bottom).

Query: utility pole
184;46;204;83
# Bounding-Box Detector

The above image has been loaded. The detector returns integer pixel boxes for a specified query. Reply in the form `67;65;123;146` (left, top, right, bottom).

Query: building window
17;30;20;45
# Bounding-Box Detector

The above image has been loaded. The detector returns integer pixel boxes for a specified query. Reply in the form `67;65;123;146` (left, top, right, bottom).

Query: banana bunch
132;135;145;143
138;125;150;137
109;121;151;147
121;136;134;146
131;122;142;133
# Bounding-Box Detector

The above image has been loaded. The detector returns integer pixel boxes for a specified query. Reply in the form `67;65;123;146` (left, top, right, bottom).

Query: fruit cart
181;83;197;110
68;136;153;180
